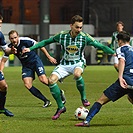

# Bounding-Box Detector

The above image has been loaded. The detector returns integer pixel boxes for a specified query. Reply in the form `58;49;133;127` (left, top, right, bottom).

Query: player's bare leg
23;77;51;107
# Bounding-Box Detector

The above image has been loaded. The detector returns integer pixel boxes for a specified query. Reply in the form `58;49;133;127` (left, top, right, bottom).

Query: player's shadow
71;118;131;127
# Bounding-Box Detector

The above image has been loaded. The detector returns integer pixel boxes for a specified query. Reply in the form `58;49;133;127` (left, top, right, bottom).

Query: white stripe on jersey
1;44;8;51
19;37;37;46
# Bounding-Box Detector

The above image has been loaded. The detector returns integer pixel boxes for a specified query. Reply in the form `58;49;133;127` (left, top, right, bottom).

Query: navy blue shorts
0;71;4;81
22;59;45;80
104;79;133;102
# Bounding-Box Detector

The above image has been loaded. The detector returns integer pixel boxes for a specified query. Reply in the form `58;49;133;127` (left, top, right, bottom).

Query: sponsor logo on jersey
66;45;79;54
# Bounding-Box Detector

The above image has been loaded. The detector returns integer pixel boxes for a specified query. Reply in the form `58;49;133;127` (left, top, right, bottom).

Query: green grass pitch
0;66;132;133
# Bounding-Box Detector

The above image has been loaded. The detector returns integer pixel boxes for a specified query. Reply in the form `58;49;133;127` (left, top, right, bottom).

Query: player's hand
48;56;57;64
119;77;127;89
22;48;30;53
11;46;17;54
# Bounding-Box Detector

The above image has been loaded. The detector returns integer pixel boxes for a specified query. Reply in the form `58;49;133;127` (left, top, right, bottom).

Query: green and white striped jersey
110;31;119;50
30;30;115;65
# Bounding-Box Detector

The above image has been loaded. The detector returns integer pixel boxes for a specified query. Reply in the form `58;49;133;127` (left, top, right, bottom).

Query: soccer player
22;15;115;120
75;31;133;127
0;30;66;108
0;15;14;117
110;21;124;72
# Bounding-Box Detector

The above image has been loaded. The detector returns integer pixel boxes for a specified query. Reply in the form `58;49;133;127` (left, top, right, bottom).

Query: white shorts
52;62;84;80
112;55;119;64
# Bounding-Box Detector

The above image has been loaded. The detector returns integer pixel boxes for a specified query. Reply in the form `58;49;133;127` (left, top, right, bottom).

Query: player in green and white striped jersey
110;21;124;72
22;15;115;120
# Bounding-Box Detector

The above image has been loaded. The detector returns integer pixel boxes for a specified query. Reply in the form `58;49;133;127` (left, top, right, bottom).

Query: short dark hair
8;30;19;37
70;15;83;24
117;31;130;42
116;21;124;27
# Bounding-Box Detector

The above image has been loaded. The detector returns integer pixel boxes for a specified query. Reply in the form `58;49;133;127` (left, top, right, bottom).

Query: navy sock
86;102;102;122
29;86;48;102
0;91;7;110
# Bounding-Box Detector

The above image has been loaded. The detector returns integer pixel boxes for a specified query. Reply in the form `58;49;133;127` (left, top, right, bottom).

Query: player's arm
118;58;127;89
40;47;57;64
0;56;8;72
86;34;115;54
22;37;55;53
2;44;17;55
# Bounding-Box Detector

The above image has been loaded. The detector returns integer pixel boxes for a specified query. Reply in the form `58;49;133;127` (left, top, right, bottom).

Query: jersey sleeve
52;31;62;42
116;47;125;60
0;32;7;51
86;33;115;54
110;33;115;50
30;36;55;51
29;32;62;51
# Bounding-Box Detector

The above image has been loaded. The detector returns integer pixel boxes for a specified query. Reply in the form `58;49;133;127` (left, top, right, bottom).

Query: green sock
49;83;64;109
76;76;86;100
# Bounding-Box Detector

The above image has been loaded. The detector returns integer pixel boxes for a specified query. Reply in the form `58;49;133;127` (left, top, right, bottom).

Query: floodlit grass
0;66;132;133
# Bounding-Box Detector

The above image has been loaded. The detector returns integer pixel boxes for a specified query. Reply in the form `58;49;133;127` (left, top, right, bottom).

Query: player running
75;31;133;127
22;15;115;120
0;15;14;117
0;30;66;108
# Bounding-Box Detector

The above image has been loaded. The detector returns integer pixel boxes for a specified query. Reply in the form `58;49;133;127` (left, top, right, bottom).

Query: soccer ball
75;106;89;120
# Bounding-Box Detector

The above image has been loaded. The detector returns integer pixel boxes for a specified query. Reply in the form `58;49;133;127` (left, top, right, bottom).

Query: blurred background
0;0;133;66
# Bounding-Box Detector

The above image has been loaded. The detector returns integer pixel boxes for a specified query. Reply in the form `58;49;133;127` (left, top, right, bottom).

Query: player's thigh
52;65;70;80
22;67;35;79
35;59;45;76
73;67;83;78
0;80;7;91
97;93;111;105
73;62;84;78
22;67;34;89
104;80;127;102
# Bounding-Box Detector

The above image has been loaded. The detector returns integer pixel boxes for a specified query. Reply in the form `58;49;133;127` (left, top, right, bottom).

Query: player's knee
39;75;48;84
48;76;58;85
74;73;81;79
39;77;48;85
74;69;82;79
0;84;8;91
24;83;32;89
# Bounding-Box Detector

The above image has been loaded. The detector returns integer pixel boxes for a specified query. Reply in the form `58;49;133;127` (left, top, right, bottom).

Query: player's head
8;30;19;46
116;31;130;46
71;15;83;25
70;15;83;37
116;21;124;32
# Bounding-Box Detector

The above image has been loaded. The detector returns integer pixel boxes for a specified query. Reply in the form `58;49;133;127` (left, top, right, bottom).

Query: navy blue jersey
0;31;7;50
116;44;133;85
8;37;40;67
